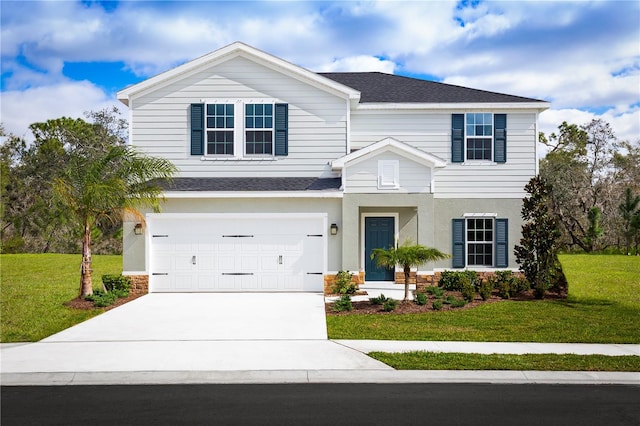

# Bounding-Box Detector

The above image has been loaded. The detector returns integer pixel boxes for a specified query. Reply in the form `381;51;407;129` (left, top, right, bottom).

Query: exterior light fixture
330;223;339;235
134;223;144;235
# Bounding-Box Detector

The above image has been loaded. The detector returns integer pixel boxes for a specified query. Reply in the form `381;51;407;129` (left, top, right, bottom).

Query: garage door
147;213;326;292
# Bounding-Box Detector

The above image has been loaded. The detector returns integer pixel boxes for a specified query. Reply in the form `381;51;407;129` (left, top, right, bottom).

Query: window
451;113;507;163
452;217;508;268
466;113;492;161
191;102;288;158
206;104;234;155
245;104;273;155
466;218;493;266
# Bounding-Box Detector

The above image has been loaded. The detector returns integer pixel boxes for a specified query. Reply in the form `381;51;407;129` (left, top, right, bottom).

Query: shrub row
84;275;132;308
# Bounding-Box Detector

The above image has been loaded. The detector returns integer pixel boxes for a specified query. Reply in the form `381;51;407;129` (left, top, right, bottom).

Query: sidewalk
2;339;638;386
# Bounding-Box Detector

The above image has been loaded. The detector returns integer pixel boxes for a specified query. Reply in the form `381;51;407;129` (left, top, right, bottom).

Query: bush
425;286;444;298
490;271;529;299
332;295;353;312
450;297;466;308
370;294;389;305
439;270;478;291
414;292;428;306
382;298;398;312
460;275;476;302
331;270;357;295
102;274;131;298
84;290;118;307
432;299;443;310
478;279;493;301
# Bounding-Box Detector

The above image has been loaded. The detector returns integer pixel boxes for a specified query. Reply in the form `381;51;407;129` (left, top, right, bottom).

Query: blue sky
1;0;639;143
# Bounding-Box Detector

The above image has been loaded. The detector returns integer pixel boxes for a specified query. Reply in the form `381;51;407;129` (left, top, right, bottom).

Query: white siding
129;56;347;177
350;110;537;198
344;151;431;194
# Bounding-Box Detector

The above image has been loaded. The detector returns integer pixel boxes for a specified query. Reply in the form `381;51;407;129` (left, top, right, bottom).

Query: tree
514;176;561;299
370;240;450;301
619;187;640;255
585;206;603;252
54;142;176;297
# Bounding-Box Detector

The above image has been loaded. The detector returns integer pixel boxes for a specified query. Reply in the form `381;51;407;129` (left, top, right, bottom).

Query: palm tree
54;145;176;297
371;240;450;301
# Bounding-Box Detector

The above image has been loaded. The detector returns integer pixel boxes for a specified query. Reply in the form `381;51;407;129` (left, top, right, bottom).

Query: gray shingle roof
319;72;546;104
160;177;342;192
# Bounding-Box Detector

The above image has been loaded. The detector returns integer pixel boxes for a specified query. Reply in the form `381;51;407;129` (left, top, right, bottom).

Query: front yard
326;255;640;344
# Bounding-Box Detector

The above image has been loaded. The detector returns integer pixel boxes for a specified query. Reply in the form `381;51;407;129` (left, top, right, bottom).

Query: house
116;42;549;294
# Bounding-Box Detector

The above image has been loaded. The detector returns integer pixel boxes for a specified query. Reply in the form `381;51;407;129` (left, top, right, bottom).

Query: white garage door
147;213;326;292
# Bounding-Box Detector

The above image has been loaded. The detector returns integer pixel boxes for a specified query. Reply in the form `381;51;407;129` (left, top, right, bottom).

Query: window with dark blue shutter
495;218;508;267
452;218;465;268
190;103;205;156
494;114;507;163
451;114;464;163
274;103;288;156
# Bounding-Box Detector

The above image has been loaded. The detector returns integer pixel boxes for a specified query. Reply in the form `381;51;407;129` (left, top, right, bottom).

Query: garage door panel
149;215;326;292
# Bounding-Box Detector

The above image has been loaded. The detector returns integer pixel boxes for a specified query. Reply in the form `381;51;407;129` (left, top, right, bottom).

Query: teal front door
364;216;395;281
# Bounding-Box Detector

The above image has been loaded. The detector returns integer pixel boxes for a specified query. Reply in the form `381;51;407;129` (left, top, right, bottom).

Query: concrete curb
2;370;639;386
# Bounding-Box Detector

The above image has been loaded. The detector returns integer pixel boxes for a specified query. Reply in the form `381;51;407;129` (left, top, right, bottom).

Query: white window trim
465;216;495;267
465;112;494;163
377;160;400;190
202;99;276;159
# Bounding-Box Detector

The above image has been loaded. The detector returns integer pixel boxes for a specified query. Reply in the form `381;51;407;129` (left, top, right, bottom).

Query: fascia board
162;191;344;199
354;102;551;111
332;137;446;170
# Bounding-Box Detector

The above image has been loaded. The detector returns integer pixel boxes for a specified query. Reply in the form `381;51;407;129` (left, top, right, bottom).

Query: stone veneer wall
127;275;149;293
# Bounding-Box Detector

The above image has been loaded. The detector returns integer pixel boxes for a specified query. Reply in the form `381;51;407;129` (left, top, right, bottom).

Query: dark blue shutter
452;218;465;268
494;114;507;163
274;103;288;156
190;103;205;156
451;114;464;163
495;218;508;267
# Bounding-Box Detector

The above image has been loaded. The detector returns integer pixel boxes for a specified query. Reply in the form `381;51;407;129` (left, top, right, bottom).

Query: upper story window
192;101;288;158
245;104;273;155
466;113;493;161
206;104;235;155
451;113;507;164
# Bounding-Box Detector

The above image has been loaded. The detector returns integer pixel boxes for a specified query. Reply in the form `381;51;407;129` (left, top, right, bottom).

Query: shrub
478;279;493;301
331;270;357;295
438;270;478;291
460;275;476;302
432;299;443;310
102;274;131;298
332;295;353;312
382;298;398;312
370;294;389;305
450;297;467;308
84;290;118;307
442;295;456;305
425;286;444;298
414;292;428;306
490;271;529;299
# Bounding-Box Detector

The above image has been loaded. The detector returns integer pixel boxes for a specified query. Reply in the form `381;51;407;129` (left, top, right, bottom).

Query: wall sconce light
134;223;144;235
330;223;339;235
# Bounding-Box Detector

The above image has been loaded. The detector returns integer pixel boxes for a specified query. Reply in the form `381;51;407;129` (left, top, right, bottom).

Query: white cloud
1;80;120;141
317;55;396;73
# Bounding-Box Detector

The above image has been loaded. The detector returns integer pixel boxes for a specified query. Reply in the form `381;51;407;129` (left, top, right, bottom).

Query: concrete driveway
1;293;391;375
43;293;328;342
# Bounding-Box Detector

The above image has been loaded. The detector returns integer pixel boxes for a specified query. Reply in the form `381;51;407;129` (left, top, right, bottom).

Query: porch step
360;282;416;291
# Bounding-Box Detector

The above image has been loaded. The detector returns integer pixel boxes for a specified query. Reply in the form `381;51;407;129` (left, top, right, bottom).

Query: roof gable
117;42;360;105
332;137;447;170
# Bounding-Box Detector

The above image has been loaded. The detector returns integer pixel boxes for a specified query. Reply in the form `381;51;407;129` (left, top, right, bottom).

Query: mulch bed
325;288;566;316
64;288;147;311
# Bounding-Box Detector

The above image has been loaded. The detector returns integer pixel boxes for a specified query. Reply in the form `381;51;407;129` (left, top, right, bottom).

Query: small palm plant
371;240;450;301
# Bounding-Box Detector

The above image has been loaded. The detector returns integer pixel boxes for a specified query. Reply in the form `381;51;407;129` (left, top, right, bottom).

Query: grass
327;254;640;344
369;351;640;372
0;254;122;342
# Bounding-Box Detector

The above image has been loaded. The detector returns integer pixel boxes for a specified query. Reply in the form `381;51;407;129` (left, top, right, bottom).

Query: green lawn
327;254;640;344
369;351;640;372
0;254;122;342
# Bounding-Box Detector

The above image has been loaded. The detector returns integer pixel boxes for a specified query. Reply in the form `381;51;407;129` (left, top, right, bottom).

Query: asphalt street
2;383;639;426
